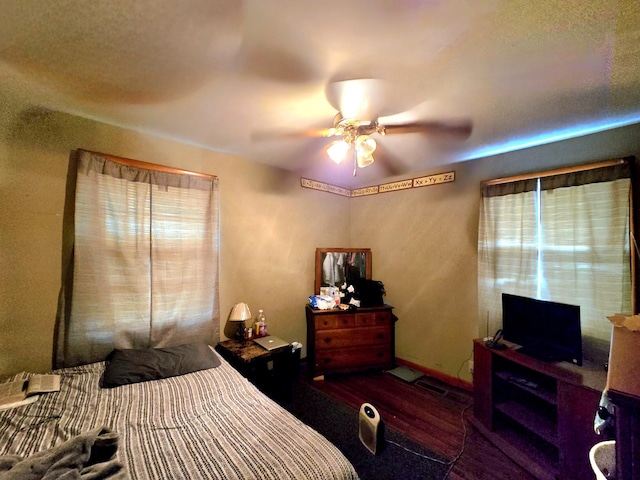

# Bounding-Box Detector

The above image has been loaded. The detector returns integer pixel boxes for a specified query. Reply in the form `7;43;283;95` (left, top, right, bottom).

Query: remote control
509;376;538;389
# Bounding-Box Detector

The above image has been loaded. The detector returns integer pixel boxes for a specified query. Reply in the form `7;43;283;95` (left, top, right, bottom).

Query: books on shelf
0;374;60;410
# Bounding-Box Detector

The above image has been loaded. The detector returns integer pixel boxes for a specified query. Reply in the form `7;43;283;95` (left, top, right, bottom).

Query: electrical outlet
469;360;474;374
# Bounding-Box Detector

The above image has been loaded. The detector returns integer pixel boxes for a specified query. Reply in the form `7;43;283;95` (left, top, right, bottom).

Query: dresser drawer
315;345;392;371
315;326;391;350
314;313;355;330
355;311;392;327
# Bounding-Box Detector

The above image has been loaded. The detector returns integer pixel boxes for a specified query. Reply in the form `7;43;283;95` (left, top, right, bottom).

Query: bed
0;346;359;479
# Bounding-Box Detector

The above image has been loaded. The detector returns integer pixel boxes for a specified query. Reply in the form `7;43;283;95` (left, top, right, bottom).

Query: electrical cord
386;350;474;479
442;402;472;479
439;348;475;479
456;349;473;379
384;401;472;478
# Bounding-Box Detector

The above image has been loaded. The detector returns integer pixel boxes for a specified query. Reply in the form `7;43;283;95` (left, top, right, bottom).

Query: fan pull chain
353;149;358;176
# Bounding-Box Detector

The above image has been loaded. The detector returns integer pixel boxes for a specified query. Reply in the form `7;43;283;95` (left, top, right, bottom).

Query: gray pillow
102;343;221;388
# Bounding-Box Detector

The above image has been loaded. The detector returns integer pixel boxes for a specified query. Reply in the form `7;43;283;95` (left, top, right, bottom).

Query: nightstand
215;338;299;404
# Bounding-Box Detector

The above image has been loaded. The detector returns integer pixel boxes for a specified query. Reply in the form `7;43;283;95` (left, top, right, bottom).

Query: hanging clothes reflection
322;252;346;286
321;251;368;287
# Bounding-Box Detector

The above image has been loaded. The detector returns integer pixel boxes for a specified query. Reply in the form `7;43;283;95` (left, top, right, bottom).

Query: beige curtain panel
55;150;220;368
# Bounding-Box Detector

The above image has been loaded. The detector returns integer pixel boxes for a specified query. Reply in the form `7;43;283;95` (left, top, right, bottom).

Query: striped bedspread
0;356;359;480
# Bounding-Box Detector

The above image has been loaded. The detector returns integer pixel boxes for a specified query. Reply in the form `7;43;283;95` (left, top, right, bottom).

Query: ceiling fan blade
383;120;472;138
373;143;410;178
325;78;389;119
251;126;336;142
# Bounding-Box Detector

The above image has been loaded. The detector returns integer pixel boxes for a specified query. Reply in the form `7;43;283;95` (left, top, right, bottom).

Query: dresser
305;304;396;378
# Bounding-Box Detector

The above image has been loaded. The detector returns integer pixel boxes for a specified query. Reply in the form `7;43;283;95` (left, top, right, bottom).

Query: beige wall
351;124;640;382
1;89;639;382
0;96;349;378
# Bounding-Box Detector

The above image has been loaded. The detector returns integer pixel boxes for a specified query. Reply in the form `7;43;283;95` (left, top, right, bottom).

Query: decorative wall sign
379;179;413;193
413;171;455;187
301;171;455;197
300;178;351;197
351;186;379;197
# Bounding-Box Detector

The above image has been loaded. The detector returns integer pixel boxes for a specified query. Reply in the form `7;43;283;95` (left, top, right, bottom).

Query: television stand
514;346;557;363
471;339;606;480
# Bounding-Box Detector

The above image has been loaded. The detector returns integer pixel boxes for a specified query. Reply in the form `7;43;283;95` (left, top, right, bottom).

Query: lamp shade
355;135;376;168
356;135;376;156
229;302;252;321
327;140;350;164
356;152;375;168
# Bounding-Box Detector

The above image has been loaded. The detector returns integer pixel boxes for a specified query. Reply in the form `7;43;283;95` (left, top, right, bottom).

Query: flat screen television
501;293;582;366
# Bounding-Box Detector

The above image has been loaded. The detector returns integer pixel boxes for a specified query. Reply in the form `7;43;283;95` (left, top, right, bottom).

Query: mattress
0;355;359;479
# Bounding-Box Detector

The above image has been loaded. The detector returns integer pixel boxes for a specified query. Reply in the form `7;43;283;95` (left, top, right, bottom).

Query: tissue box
606;314;640;398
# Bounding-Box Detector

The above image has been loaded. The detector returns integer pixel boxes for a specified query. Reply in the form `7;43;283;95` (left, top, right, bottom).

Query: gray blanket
0;427;126;480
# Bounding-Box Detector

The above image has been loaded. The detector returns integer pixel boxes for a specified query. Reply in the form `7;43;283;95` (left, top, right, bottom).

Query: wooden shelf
495;400;558;446
494;371;557;405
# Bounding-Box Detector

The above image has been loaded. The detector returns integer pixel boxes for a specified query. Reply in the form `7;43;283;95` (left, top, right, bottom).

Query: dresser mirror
314;248;372;294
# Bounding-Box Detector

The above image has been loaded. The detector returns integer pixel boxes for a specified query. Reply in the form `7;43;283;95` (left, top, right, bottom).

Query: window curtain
478;161;631;347
478;181;539;334
54;150;220;368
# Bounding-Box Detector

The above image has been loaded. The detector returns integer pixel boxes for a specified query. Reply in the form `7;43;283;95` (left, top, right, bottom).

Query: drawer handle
323;338;332;344
323;321;329;326
376;333;384;339
377;352;384;358
323;358;332;364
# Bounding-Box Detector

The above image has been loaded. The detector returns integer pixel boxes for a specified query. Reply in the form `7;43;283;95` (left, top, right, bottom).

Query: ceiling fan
253;78;473;176
318;111;472;175
312;78;473;175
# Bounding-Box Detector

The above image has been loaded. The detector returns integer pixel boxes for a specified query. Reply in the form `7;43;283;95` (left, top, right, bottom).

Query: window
55;150;219;368
478;160;631;359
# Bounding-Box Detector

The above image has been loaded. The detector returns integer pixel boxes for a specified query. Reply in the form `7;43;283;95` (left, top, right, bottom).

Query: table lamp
229;302;252;339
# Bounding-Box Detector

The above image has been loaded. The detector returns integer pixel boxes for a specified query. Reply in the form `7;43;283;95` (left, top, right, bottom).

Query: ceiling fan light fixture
356;135;376;155
355;135;376;168
327;139;350;164
356;151;375;168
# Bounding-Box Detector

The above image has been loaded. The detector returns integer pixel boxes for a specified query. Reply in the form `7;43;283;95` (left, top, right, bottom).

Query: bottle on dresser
254;309;267;337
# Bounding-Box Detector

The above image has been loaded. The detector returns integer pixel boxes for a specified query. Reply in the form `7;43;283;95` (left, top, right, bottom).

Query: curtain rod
481;158;627;187
81;149;217;179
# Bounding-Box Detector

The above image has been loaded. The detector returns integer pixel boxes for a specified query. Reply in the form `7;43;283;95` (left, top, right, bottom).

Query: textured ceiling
1;0;639;186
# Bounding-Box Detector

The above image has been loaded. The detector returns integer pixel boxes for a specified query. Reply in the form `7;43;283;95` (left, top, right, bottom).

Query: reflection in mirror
315;248;371;294
321;251;367;286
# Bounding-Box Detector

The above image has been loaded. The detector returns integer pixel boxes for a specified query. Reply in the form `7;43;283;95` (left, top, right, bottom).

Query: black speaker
358;403;384;454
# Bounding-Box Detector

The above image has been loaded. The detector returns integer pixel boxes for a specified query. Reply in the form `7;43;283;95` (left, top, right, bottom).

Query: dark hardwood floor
299;367;537;480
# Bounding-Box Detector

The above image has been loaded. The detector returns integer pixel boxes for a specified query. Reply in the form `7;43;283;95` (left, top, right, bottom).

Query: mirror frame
315;248;372;294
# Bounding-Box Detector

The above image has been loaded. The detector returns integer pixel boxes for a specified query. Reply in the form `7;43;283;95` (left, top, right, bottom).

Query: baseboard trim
395;357;473;392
